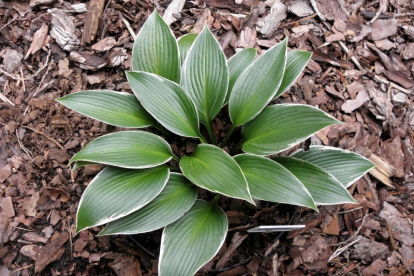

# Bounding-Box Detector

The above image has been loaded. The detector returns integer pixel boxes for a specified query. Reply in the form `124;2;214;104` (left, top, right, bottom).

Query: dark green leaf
99;173;198;235
229;38;287;126
180;144;254;204
224;48;256;105
242;104;341;156
76;166;169;233
159;200;227;276
57;90;155;128
70;131;173;169
127;71;201;139
132;10;180;83
291;146;375;188
181;26;228;125
234;154;317;211
272;156;356;205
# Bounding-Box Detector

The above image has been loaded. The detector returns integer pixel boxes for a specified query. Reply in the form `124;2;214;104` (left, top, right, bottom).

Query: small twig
369;0;387;24
22;126;64;149
0;14;18;32
337;41;365;72
16;129;33;161
0;182;14;197
386;218;396;251
120;13;136;39
12;225;33;231
26;61;53;102
68;216;73;259
338;207;364;214
0;92;15;107
328;236;362;262
12;264;34;273
279;13;318;28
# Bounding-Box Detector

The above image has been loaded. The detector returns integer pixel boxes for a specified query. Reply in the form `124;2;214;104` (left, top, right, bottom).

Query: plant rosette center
57;10;375;276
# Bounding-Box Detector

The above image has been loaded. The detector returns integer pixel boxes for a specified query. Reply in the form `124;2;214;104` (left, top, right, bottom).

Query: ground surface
1;0;414;275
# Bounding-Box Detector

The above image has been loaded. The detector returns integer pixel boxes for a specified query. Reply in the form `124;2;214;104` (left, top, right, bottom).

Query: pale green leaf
132;10;180;83
224;48;256;105
273;156;356;205
242;104;341;156
127;71;201;139
57;90;155;128
159;200;227;276
76;166;169;233
99;173;198;235
181;26;229;124
177;34;197;65
274;50;312;99
291;146;375;188
180;144;254;204
70;131;173;169
229;38;287;126
234;154;317;211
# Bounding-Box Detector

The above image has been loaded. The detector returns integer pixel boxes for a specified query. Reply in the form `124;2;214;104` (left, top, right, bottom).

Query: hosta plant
57;11;375;276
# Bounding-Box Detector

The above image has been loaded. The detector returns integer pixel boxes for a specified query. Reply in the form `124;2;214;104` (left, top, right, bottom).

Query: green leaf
181;26;229;125
177;34;197;66
272;156;356;205
76;166;169;233
274;50;312;99
159;200;227;276
234;154;317;211
180;144;254;204
242;104;341;156
132;10;180;83
70;131;173;169
229;38;287;126
224;48;257;105
291;146;375;188
99;173;198;235
57;90;155;128
127;71;201;139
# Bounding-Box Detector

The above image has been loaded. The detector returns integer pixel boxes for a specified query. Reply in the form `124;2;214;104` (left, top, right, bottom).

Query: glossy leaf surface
229;38;287;126
234;154;317;211
180;144;254;204
159;200;227;276
132;10;180;82
242;104;341;156
181;26;228;124
291;146;375;188
273;156;356;205
224;48;256;105
127;71;200;138
274;50;312;99
57;90;155;128
70;131;173;169
76;166;169;233
177;34;197;65
99;173;198;235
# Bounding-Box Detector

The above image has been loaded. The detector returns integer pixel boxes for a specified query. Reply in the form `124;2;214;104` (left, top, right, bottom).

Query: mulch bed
1;0;414;275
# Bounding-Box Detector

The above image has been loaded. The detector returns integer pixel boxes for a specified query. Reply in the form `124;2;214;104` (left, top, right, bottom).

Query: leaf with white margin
291;146;375;188
127;71;201;139
224;48;257;105
57;90;156;128
99;173;198;235
180;144;254;205
69;131;173;169
229;38;287;126
273;50;312;99
132;10;180;83
234;154;317;211
177;33;197;66
76;165;169;233
242;104;341;156
272;156;356;205
159;200;227;276
181;26;229;125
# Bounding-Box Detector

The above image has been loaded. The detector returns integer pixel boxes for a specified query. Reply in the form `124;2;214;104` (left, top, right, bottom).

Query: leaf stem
220;124;235;148
199;135;208;144
154;123;171;139
172;155;180;162
210;194;221;206
230;140;243;155
206;120;217;145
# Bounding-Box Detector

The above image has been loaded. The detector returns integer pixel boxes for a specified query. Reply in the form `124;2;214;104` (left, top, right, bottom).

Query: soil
1;0;414;275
